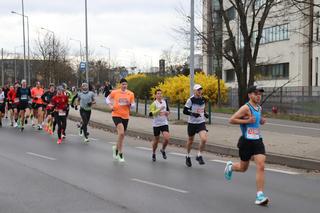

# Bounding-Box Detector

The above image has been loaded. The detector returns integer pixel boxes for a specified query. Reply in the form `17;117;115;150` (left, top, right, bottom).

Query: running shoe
20;126;24;132
14;122;18;128
84;137;89;143
152;153;156;162
117;154;125;163
57;139;62;144
185;156;192;167
224;161;233;181
38;125;43;130
196;155;205;165
160;149;167;159
255;192;269;205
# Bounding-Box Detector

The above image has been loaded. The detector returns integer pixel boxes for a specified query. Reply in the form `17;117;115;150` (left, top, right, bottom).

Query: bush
151;73;228;104
126;74;164;99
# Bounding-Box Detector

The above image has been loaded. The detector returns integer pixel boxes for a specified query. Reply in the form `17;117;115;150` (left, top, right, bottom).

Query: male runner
16;80;31;131
106;78;135;162
224;85;269;205
7;83;20;127
183;84;209;167
0;87;6;127
71;82;95;142
149;89;170;162
31;81;45;130
42;83;56;134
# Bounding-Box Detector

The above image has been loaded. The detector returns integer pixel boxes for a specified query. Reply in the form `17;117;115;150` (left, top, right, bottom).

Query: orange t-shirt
31;87;44;104
109;89;135;119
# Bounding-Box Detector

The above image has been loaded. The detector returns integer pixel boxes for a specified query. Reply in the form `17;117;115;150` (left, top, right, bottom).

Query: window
226;6;236;20
225;69;235;82
256;63;289;80
253;24;289;45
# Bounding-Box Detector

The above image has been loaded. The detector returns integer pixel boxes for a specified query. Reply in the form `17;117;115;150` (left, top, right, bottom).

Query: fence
226;86;320;116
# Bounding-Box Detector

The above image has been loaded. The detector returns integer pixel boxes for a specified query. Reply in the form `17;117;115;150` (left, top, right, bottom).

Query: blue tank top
240;103;262;140
19;88;30;103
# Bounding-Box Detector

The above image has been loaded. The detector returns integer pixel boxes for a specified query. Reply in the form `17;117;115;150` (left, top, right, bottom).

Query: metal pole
1;48;4;86
26;16;30;85
85;0;89;83
190;0;195;96
21;0;27;80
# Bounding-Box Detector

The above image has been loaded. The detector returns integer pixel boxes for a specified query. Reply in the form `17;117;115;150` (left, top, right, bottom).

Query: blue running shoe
255;192;269;205
224;161;233;181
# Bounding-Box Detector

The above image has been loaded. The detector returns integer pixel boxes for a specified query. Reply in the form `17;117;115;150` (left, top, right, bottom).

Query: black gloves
149;112;153;117
204;112;209;119
75;105;78;111
87;102;92;107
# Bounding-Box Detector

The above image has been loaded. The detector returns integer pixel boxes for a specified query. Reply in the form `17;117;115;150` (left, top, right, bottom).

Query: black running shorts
112;117;129;131
153;125;169;137
187;122;207;137
237;136;266;161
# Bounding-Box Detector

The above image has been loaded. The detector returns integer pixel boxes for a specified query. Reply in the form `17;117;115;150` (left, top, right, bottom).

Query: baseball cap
193;84;202;90
247;85;265;94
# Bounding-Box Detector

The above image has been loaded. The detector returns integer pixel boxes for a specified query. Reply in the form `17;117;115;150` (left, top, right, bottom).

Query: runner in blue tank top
224;85;269;206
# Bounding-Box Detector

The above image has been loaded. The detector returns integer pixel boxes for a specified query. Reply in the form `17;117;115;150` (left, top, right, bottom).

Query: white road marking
210;159;299;175
210;159;228;164
26;152;56;161
131;178;189;194
169;152;189;157
265;168;299;175
108;142;116;145
136;147;152;151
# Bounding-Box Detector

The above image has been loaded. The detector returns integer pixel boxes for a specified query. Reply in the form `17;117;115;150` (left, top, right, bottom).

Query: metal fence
226;86;320;115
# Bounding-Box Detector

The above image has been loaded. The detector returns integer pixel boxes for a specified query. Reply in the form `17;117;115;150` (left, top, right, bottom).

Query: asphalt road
0;119;319;213
96;96;320;137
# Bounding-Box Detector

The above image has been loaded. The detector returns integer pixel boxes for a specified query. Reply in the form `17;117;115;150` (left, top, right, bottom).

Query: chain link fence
226;86;320;116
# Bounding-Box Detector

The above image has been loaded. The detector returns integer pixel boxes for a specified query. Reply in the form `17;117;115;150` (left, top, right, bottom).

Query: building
203;0;320;88
187;54;204;70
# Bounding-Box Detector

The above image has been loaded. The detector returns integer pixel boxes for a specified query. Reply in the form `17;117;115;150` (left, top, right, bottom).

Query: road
96;95;320;137
0;119;319;213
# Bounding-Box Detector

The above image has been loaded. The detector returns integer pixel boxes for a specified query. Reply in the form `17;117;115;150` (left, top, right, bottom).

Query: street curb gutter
69;115;320;171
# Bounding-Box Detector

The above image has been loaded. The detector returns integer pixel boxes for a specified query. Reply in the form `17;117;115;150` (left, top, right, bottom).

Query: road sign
80;62;86;72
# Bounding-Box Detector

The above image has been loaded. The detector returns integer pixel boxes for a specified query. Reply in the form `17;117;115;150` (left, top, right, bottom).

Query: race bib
58;110;66;116
0;99;4;104
36;95;42;99
119;98;129;106
246;128;260;140
14;98;19;103
21;95;28;100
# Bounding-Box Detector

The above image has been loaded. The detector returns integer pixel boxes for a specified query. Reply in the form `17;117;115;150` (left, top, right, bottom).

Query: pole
1;48;4;86
26;16;30;85
190;0;195;96
21;0;27;80
85;0;89;83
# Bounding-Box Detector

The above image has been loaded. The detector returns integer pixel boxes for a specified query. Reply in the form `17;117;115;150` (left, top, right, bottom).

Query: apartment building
203;0;320;88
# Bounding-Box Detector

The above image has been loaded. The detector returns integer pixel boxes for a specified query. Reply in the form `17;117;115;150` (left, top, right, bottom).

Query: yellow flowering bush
151;73;228;104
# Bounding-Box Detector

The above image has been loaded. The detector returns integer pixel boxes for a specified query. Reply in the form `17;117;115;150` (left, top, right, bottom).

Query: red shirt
51;94;68;112
7;88;19;104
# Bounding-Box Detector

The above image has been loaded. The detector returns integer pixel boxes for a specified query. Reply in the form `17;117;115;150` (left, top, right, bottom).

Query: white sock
197;152;202;157
257;191;263;196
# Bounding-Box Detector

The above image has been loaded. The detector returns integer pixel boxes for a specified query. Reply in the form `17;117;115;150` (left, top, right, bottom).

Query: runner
62;83;75;138
149;89;170;162
183;84;209;167
16;80;31;131
51;86;69;144
0;87;6;127
41;83;56;134
71;82;96;142
224;85;269;205
31;81;45;130
106;78;135;162
7;83;20;127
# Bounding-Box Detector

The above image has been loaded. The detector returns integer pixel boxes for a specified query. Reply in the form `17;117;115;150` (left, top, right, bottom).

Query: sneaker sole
255;198;269;205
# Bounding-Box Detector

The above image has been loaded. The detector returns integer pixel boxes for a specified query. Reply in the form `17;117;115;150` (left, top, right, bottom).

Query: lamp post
100;45;111;68
190;0;195;96
84;0;89;83
11;11;30;84
41;27;55;84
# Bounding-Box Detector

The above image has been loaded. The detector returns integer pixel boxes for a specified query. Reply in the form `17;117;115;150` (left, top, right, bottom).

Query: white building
203;0;320;88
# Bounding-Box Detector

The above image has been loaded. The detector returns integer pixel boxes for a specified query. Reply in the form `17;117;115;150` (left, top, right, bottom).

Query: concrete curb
69;115;320;171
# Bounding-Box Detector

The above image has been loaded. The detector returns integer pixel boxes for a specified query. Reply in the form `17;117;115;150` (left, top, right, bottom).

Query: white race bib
58;110;66;116
21;95;28;100
246;128;260;140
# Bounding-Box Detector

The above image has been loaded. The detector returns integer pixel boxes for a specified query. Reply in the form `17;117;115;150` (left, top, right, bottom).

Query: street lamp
11;10;31;84
190;0;195;96
100;45;111;68
84;0;89;83
41;27;55;84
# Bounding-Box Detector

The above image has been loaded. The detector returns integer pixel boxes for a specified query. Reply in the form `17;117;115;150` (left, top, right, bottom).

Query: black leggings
80;108;91;137
54;114;67;139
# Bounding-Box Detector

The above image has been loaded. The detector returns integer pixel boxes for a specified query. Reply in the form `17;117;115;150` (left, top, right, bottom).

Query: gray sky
0;0;199;69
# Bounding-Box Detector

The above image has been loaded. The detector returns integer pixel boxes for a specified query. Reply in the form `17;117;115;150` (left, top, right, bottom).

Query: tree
34;33;76;86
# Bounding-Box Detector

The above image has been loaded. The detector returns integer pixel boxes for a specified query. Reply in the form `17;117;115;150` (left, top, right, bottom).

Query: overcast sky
0;0;203;69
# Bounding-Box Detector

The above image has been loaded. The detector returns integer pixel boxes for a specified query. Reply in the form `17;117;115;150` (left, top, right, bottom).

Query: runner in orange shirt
106;78;135;162
31;81;45;130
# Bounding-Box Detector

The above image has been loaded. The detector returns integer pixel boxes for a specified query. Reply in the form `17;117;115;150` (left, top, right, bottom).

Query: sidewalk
69;108;320;170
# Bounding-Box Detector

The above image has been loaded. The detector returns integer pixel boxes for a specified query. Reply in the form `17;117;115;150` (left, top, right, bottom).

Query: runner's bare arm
229;105;255;125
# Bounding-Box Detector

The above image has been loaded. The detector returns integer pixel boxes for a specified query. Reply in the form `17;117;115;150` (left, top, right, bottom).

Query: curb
69;115;320;171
